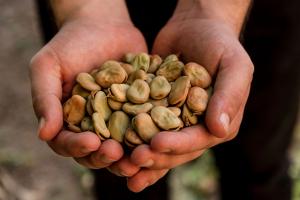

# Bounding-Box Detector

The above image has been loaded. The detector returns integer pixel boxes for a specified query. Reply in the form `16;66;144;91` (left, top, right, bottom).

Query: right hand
30;7;147;169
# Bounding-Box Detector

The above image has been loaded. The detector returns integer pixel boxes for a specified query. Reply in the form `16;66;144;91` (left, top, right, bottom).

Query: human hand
108;0;254;192
30;0;147;168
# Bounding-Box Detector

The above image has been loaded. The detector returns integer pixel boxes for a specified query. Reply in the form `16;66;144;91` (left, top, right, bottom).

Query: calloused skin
30;0;254;194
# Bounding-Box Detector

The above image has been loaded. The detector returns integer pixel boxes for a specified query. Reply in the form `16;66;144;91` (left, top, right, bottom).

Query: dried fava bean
127;79;150;104
68;124;81;133
148;98;169;107
81;116;94;131
182;104;198;126
168;76;191;107
183;62;212;88
86;95;94;116
132;113;160;143
127;69;147;84
186;87;208;115
163;54;179;63
124;127;143;147
95;61;127;88
148;55;162;73
108;84;129;102
76;72;101;91
123;53;136;63
122;102;153;115
156;61;184;82
63;95;86;125
92;112;110;140
108;111;130;143
72;84;90;98
146;73;155;84
90;68;99;79
91;91;112;121
168;107;181;117
151;106;183;130
120;63;135;75
107;98;123;110
150;76;171;100
131;52;150;72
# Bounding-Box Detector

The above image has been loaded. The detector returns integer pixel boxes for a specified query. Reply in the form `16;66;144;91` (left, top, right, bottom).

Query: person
30;0;299;199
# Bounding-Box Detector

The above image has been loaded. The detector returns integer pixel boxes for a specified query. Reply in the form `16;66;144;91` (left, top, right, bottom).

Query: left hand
108;5;254;192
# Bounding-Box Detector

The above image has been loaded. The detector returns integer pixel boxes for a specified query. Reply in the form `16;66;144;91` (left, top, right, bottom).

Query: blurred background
0;0;299;199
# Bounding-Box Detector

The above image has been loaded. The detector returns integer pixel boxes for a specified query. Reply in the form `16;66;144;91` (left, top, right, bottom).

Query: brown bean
76;72;101;91
186;87;208;115
63;95;86;125
108;111;130;143
91;91;112;121
150;106;183;130
168;76;191;107
150;76;171;100
127;79;150;104
183;62;212;88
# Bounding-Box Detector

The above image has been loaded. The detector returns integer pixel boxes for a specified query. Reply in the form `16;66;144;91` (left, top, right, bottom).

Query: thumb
205;44;254;138
30;47;63;141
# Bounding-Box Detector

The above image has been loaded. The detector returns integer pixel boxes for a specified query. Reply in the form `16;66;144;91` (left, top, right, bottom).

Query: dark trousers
35;0;300;199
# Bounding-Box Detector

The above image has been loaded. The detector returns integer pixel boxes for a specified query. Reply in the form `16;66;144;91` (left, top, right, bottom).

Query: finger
30;48;64;141
130;144;204;169
127;169;169;193
48;130;100;157
205;44;254;138
107;156;140;177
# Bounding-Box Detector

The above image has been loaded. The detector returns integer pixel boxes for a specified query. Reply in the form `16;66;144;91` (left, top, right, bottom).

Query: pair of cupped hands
30;4;253;193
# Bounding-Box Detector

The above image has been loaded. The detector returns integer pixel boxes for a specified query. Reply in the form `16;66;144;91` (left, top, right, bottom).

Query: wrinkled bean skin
122;102;153;115
151;106;183;130
72;84;90;98
91;91;112;121
131;53;150;72
92;112;110;140
108;84;129;102
163;54;178;63
127;69;147;84
156;61;184;82
186;87;208;114
108;111;130;143
150;76;171;100
107;98;123;111
168;107;181;117
120;63;135;75
127;80;150;104
63;95;86;125
168;76;191;107
183;62;212;88
76;72;101;91
132;113;160;143
124;127;143;147
86;95;94;116
182;104;198;126
148;55;162;73
148;98;169;107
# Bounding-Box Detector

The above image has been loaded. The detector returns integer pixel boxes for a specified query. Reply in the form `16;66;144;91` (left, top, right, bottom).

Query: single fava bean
131;52;150;72
108;111;130;143
120;63;135;75
156;60;184;82
182;104;198;126
81;116;94;132
163;54;178;64
168;107;181;117
168;76;191;107
186;87;208;115
183;62;212;88
148;54;162;73
150;76;171;100
72;84;90;98
76;72;101;91
107;98;123;111
124;127;144;148
150;106;183;130
63;95;86;125
148;98;169;107
122;102;153;115
92;112;110;140
95;61;127;88
108;83;130;102
127;69;147;85
91;91;112;121
127;79;150;104
123;53;136;63
132;113;160;143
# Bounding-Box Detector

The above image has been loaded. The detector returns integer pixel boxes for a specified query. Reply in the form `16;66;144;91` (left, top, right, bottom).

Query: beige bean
168;76;191;107
186;87;208;115
124;127;143;147
122;102;153;115
92;112;110;140
108;111;130;143
127;69;147;85
183;62;212;88
132;113;160;143
90;68;99;79
131;52;150;72
148;98;169;107
72;84;90;98
123;53;136;63
91;91;112;121
81;116;94;132
182;104;198;126
148;54;162;73
146;73;156;84
63;95;86;125
168;107;181;117
127;79;150;104
107;98;123;111
76;72;101;91
150;76;171;100
120;62;135;75
108;83;130;102
163;54;179;63
156;61;184;82
95;61;127;88
150;106;183;130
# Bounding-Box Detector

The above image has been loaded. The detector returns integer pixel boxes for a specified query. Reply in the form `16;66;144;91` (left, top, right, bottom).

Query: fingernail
220;113;230;133
37;117;45;136
80;148;92;154
161;148;172;153
140;159;154;167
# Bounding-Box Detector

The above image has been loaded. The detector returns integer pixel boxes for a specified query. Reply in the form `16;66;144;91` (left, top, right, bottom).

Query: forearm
49;0;131;27
174;0;252;35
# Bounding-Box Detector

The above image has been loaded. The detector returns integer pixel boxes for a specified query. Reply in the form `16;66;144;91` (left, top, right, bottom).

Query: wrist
173;0;252;36
50;0;131;28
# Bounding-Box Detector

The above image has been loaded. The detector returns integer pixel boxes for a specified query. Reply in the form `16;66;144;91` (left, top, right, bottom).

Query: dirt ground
0;1;299;200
